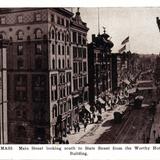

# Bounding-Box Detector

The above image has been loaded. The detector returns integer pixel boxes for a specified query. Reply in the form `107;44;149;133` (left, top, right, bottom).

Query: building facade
70;9;89;122
88;32;113;106
0;8;86;143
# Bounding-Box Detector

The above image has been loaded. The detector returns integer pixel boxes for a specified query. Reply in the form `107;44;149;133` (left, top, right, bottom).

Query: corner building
0;8;77;143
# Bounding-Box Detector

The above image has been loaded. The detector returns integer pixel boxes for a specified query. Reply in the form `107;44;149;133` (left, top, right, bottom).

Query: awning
123;79;130;85
84;103;92;113
98;97;105;104
127;88;136;94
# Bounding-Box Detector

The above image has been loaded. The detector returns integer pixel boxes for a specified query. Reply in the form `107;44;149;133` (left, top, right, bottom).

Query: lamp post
0;37;8;144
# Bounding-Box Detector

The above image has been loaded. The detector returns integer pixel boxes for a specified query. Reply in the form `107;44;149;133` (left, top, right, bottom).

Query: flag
119;45;126;53
156;17;160;32
121;36;129;45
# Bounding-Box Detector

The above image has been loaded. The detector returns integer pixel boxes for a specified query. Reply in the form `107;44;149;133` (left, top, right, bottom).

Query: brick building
88;31;113;106
0;8;86;144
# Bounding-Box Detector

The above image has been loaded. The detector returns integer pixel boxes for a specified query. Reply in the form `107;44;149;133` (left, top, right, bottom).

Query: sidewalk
149;102;160;143
67;104;127;144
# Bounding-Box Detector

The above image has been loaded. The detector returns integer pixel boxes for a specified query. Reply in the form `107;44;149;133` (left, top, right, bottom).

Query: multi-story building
0;37;8;144
70;9;89;122
0;8;76;143
88;31;113;106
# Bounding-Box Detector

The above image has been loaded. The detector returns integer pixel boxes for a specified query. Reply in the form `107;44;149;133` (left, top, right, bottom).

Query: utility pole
0;37;8;144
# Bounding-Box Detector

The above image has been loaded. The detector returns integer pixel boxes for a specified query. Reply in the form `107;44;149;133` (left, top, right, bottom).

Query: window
58;45;61;55
58;32;60;40
79;62;82;73
79;77;82;88
83;48;86;58
73;79;78;90
52;44;54;54
58;59;61;69
83;62;87;72
17;30;24;40
0;17;6;24
78;48;82;58
73;47;77;58
17;45;23;55
35;14;41;21
78;33;81;44
73;62;77;74
61;18;64;26
67;59;70;68
66;34;69;42
51;14;54;22
62;33;64;41
35;44;42;55
62;59;65;68
15;90;27;101
35;58;42;69
66;20;69;27
73;32;77;43
52;58;55;69
62;46;64;55
51;74;57;86
51;30;54;39
35;29;42;39
17;15;23;23
15;75;27;86
17;59;24;69
57;16;60;24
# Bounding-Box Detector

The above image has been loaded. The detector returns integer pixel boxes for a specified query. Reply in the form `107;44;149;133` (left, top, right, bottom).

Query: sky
73;8;160;54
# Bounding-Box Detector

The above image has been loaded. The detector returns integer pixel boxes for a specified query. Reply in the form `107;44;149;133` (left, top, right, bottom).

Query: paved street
67;104;127;144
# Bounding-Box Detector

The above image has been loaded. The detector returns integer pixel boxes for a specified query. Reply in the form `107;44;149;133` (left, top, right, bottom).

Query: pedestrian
84;119;88;132
153;130;156;139
77;122;80;132
73;121;77;133
65;139;69;144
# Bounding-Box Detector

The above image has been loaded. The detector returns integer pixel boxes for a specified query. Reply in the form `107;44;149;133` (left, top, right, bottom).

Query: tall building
70;9;89;122
0;8;81;144
0;38;8;144
88;31;113;106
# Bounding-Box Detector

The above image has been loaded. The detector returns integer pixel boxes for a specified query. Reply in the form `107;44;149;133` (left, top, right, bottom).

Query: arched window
51;30;54;39
35;29;42;39
17;30;24;40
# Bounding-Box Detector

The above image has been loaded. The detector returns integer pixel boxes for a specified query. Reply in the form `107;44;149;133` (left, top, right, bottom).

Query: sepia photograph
0;7;160;144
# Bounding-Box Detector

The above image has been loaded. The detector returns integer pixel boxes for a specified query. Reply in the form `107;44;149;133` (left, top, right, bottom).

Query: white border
0;0;160;7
